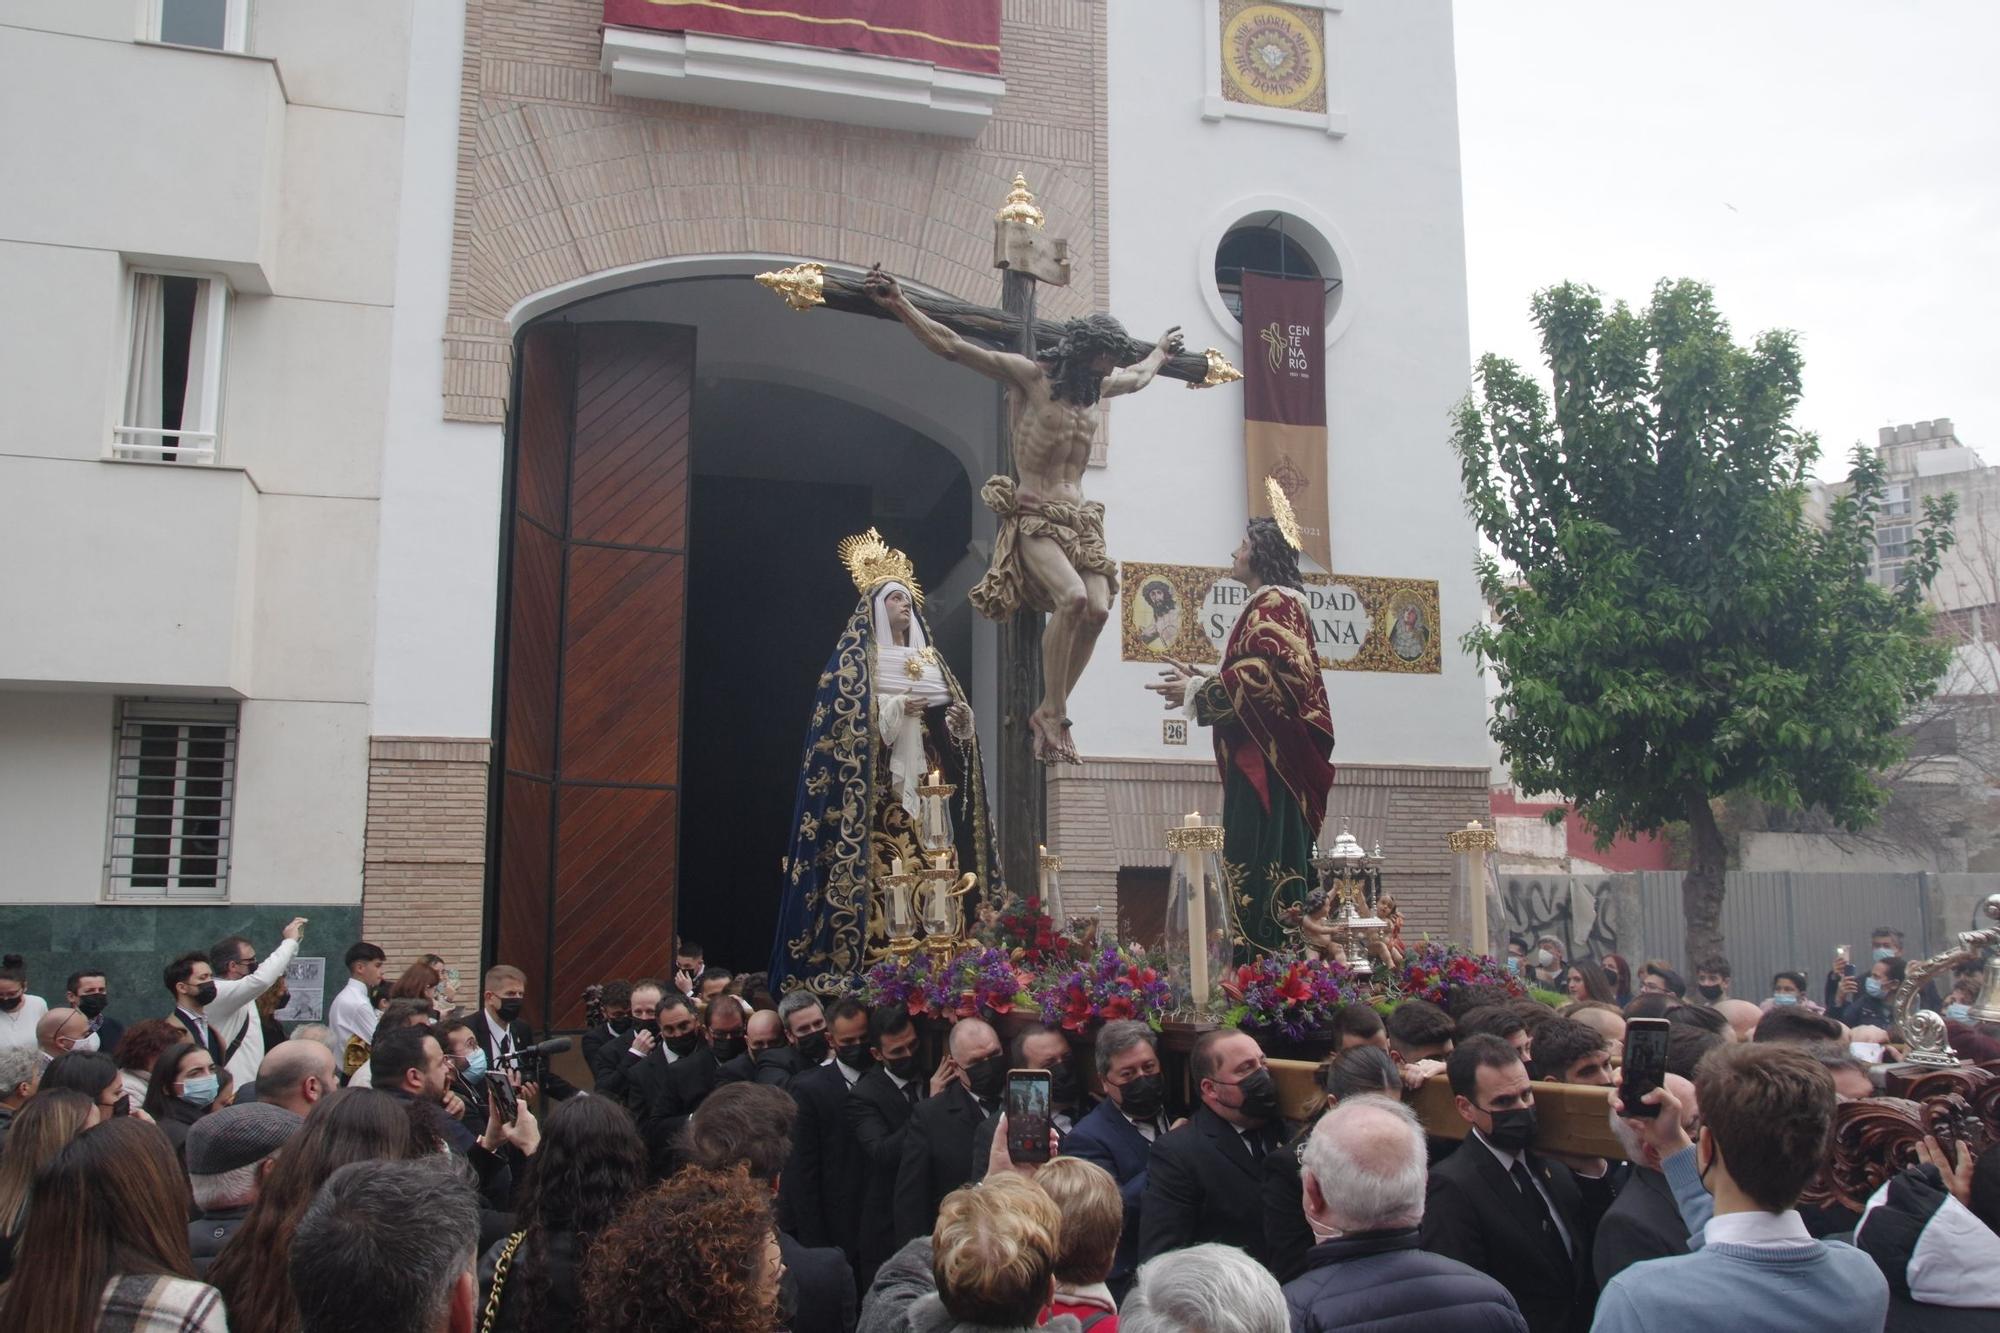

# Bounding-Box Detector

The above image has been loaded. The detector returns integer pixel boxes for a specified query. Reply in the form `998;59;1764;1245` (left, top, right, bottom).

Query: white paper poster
273;956;326;1023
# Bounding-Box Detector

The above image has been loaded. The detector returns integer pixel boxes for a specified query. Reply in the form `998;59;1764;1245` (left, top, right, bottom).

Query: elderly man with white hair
1121;1243;1287;1333
1592;1072;1699;1286
1283;1095;1526;1332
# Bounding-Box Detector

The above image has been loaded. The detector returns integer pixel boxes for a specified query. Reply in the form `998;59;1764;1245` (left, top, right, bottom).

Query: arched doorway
487;271;995;1027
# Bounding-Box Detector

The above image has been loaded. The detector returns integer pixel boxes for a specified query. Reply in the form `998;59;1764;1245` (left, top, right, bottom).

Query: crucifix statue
755;175;1240;895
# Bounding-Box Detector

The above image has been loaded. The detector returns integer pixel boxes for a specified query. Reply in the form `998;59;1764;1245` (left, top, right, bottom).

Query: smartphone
1618;1017;1671;1120
1006;1069;1053;1165
1836;945;1852;969
485;1070;519;1125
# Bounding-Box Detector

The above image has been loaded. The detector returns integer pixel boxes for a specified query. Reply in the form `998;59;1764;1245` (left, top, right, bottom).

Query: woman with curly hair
583;1166;785;1333
480;1094;648;1333
111;1017;184;1105
207;1089;427;1332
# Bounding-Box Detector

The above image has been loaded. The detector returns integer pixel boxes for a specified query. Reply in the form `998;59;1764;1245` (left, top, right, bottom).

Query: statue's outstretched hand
1145;661;1195;710
946;701;974;739
1156;326;1185;357
863;263;903;308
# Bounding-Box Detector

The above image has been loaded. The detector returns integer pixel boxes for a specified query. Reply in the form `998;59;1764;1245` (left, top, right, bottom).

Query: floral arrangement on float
856;946;1029;1019
1030;944;1176;1033
1391;940;1524;1009
1220;955;1363;1041
991;895;1095;967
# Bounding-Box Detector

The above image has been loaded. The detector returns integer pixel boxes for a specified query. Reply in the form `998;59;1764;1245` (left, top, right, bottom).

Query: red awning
603;0;1001;75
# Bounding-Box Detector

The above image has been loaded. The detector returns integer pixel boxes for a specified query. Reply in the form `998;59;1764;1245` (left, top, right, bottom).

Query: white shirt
211;936;299;1086
1705;1210;1814;1250
1473;1130;1576;1258
326;977;376;1054
482;1009;516;1062
0;995;48;1050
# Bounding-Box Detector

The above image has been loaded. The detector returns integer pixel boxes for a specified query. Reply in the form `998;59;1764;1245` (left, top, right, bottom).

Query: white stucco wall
370;0;507;742
0;9;411;906
1080;0;1486;770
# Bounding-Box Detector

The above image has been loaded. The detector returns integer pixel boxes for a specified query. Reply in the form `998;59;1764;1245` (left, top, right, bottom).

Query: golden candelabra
871;769;978;969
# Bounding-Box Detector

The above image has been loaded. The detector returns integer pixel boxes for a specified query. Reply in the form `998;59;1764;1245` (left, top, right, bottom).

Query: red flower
1100;996;1135;1021
1276;964;1312;1004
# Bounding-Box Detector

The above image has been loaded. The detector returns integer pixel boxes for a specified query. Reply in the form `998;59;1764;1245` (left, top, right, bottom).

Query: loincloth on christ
967;475;1120;620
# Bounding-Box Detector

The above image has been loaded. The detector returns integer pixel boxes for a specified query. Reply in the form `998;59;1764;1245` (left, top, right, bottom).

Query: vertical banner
1241;272;1331;569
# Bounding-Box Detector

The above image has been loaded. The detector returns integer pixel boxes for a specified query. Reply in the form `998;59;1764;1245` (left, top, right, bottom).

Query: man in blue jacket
1285;1094;1526;1333
1594;1044;1887;1333
1062;1019;1175;1300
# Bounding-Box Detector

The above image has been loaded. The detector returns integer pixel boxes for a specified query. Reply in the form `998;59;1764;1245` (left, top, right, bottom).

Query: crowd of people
0;921;1996;1333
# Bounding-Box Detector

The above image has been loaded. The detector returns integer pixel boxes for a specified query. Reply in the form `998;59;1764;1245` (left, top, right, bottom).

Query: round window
1212;212;1342;324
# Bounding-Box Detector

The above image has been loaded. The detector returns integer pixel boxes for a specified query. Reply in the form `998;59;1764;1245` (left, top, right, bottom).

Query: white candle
892;857;904;877
1185;813;1210;1011
926;876;952;931
1038;843;1050;906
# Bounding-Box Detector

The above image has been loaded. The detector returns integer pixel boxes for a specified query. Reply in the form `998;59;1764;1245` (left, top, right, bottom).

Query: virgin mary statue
769;529;998;995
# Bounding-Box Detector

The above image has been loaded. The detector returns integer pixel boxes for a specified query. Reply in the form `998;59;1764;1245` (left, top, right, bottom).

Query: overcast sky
1452;1;2000;478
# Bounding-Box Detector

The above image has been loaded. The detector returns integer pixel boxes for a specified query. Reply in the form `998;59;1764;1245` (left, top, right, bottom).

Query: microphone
496;1036;573;1065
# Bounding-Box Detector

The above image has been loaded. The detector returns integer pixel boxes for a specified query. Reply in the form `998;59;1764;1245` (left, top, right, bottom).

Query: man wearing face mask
66;970;122;1060
1138;1028;1286;1264
1063;1020;1174;1299
591;979;662;1109
892;1015;1004;1245
847;1003;957;1286
783;997;870;1260
1830;955;1901;1031
1593;1073;1699;1286
1420;1034;1606;1333
967;1023;1088;1180
728;1008;800;1087
163;951;227;1063
36;1006;99;1065
658;992;748;1125
1694;955;1733;1006
474;963;576;1102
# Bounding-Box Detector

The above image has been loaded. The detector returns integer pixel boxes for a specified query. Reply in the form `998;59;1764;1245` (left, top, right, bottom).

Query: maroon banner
603;0;1002;75
1241;272;1330;568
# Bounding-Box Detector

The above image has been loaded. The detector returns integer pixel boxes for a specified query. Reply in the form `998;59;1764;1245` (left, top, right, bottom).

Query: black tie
903;1080;921;1107
1509;1159;1567;1258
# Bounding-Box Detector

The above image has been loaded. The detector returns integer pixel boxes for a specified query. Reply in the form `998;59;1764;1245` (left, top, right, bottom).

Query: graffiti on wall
1497;876;1636;966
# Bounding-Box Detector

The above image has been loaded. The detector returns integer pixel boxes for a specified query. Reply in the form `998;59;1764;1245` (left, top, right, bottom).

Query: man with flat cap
185;1100;303;1274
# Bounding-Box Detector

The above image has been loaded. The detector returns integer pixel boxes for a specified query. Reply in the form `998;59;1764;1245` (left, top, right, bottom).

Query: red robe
1198;585;1336;830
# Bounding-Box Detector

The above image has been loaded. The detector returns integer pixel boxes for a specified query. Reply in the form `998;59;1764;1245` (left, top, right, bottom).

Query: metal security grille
107;699;237;900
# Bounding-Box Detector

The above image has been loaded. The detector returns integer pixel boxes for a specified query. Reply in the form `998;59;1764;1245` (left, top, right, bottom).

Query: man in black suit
67;969;124;1062
590;979;664;1108
1137;1027;1284;1264
622;990;706;1174
966;1021;1088;1180
683;1080;858;1333
892;1015;1003;1245
1592;1072;1696;1286
1421;1033;1609;1333
579;979;633;1070
782;995;867;1259
472;964;577;1100
163;951;227;1064
1062;1019;1171;1298
636;991;750;1164
848;1003;953;1284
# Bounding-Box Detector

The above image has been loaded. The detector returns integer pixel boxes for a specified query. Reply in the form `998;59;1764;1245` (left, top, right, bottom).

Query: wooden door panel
560;546;684;786
550;785;679;1028
494;774;552;1006
569;325;692;549
501;517;563;779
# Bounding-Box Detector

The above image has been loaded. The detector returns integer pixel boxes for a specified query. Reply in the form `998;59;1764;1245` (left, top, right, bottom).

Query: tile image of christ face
1135;579;1182;651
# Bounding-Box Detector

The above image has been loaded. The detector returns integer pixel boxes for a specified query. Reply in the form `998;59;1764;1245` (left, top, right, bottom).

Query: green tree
1455;279;1955;963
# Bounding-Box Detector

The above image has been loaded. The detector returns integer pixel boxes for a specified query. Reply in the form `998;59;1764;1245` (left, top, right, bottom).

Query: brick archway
444;0;1110;424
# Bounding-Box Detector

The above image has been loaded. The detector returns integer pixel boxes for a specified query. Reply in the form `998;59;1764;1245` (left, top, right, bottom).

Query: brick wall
445;0;1111;421
361;738;490;976
1048;757;1491;946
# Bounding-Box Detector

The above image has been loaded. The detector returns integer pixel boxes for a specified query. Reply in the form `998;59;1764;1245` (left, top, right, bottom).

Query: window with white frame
1883;483;1913;518
115;272;227;464
107;699;238;901
150;0;249;53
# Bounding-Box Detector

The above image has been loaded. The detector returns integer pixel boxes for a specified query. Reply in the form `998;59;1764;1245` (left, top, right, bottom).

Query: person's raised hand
630;1029;657;1057
501;1100;541;1157
1917;1135;1975;1208
930;1054;961;1099
442;1089;466;1120
1401;1058;1446;1090
1615;1082;1692;1162
1837;975;1859;1001
282;917;307;942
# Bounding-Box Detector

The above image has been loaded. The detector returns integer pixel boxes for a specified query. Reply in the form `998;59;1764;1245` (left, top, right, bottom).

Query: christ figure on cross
864;264;1183;763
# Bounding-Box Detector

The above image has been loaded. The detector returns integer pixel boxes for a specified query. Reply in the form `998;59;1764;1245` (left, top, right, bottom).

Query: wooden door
490;321;694;1030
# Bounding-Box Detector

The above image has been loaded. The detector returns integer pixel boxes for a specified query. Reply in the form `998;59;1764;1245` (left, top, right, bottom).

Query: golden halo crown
837;528;923;605
1264;475;1304;552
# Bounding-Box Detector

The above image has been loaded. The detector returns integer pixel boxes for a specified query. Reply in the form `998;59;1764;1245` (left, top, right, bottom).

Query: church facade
0;0;1485;1030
